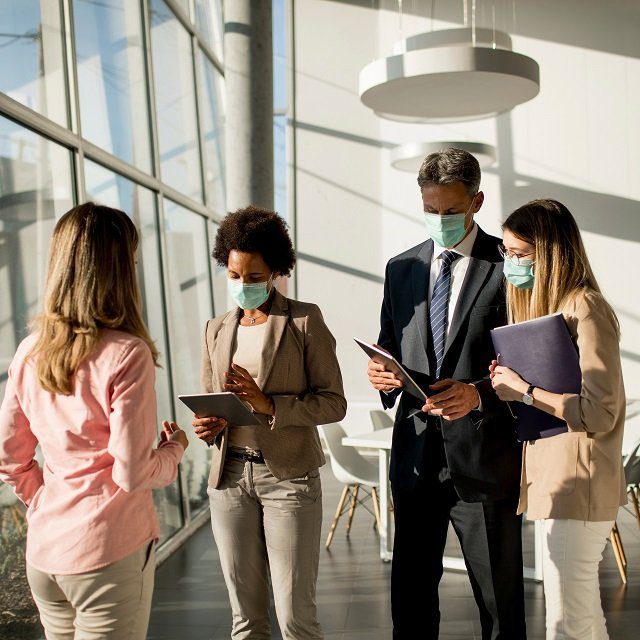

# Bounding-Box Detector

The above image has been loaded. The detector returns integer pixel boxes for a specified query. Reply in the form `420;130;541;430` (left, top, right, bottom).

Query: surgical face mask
423;196;476;248
503;256;535;289
227;275;273;310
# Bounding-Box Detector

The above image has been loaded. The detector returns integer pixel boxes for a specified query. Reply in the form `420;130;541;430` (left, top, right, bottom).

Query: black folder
490;312;582;442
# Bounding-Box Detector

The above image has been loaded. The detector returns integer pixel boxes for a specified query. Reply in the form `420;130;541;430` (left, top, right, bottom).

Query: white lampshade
359;28;540;123
391;141;497;172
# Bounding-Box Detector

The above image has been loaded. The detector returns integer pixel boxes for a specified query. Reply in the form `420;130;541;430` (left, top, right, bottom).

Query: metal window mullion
154;191;191;528
141;0;191;527
164;0;224;75
62;0;86;203
191;36;209;217
0;94;79;149
287;0;298;299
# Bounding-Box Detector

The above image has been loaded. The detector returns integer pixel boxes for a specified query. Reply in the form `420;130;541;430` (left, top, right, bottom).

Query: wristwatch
522;384;536;406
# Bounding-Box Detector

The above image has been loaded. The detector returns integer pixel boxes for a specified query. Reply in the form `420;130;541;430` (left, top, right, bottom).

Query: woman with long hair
0;202;188;639
490;199;626;639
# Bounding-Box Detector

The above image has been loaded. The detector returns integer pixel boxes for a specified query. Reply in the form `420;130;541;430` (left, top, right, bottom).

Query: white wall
291;0;640;434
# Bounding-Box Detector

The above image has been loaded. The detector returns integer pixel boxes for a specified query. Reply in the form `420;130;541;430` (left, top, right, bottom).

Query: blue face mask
503;256;535;289
424;196;475;248
227;276;273;310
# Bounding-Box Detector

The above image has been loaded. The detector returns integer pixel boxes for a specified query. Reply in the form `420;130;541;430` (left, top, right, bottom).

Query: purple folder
490;312;582;442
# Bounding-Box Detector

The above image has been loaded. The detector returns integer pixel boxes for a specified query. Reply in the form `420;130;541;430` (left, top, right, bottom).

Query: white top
428;222;479;335
228;323;267;450
428;224;482;410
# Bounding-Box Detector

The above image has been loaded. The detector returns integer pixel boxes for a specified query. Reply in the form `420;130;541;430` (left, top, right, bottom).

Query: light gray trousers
27;541;155;640
209;457;323;640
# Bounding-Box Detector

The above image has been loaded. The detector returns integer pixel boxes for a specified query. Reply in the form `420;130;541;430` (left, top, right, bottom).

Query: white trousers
541;519;613;640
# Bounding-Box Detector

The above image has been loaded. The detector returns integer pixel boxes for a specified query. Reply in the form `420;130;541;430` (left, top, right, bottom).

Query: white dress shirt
428;222;479;333
428;223;482;410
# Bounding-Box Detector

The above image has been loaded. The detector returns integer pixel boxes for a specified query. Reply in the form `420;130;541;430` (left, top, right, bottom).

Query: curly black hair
213;206;296;276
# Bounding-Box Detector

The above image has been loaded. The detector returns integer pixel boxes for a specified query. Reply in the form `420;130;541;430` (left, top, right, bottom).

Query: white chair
369;409;393;431
318;423;382;549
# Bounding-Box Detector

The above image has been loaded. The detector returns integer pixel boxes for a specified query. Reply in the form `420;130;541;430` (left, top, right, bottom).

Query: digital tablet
178;392;262;427
354;338;429;402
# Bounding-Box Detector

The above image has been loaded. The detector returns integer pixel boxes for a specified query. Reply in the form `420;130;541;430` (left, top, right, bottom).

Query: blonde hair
30;202;159;394
502;199;619;333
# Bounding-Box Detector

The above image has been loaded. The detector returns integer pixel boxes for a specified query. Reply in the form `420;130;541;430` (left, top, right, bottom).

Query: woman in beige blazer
489;199;626;640
192;205;346;640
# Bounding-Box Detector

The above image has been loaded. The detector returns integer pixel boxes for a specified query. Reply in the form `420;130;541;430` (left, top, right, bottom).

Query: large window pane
0;115;73;638
273;0;287;218
0;0;68;126
195;0;223;61
274;115;287;218
74;0;152;172
163;199;213;513
208;219;229;316
150;0;203;202
197;49;225;213
84;160;183;541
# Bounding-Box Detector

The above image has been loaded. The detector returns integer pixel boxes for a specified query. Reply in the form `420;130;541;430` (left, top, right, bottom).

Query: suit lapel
257;291;289;391
411;241;434;368
443;229;495;357
213;308;240;389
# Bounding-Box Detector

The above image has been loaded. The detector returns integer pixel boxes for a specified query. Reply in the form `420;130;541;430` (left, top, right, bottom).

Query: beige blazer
518;290;627;521
201;290;347;488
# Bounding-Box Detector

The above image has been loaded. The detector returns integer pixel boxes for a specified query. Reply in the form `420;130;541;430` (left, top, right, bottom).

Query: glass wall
0;1;68;127
149;0;203;202
0;1;226;634
163;199;215;513
74;0;152;171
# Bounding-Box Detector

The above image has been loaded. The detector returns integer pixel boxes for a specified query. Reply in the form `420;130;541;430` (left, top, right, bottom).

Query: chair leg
629;486;640;529
371;486;382;534
325;485;350;549
345;484;360;536
609;524;627;585
613;523;627;567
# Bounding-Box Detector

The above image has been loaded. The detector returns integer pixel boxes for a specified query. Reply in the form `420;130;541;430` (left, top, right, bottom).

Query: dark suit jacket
378;226;521;502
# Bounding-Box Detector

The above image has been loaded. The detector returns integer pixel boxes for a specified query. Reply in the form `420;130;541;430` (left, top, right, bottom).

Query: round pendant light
391;141;497;172
359;28;540;123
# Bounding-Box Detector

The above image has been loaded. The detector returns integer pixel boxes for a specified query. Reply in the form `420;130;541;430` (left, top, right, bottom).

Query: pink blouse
0;330;183;575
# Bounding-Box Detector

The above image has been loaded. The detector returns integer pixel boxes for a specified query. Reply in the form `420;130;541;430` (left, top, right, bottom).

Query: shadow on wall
492;113;640;243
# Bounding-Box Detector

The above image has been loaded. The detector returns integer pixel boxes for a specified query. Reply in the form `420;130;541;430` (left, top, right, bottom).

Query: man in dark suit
367;149;525;639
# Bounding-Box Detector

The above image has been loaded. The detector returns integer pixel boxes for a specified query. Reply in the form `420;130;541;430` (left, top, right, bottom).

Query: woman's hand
192;416;227;445
161;420;189;450
224;363;275;415
490;366;529;402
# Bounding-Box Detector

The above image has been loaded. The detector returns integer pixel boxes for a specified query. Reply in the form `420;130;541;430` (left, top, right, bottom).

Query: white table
342;427;543;581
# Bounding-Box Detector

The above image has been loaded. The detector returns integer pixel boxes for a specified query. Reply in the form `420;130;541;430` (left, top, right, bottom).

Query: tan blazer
518;290;627;521
201;291;347;488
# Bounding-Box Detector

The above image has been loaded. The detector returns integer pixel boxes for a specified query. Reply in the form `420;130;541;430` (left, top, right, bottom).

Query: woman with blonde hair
0;202;187;639
490;199;626;639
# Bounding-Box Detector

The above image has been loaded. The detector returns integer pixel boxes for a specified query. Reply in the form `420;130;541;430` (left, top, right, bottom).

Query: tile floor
149;466;640;639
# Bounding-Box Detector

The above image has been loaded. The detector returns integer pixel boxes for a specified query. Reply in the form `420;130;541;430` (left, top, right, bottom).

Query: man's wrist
469;383;482;411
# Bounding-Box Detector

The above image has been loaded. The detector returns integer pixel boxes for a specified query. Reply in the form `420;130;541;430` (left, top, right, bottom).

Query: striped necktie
429;250;459;378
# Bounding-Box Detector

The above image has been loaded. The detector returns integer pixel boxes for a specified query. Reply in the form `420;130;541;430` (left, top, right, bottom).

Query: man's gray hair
417;147;481;196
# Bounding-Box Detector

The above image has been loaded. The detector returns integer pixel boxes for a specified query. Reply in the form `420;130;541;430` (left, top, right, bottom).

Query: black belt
226;448;266;464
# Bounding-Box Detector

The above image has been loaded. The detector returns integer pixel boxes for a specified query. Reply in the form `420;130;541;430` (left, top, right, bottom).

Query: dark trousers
391;429;526;640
